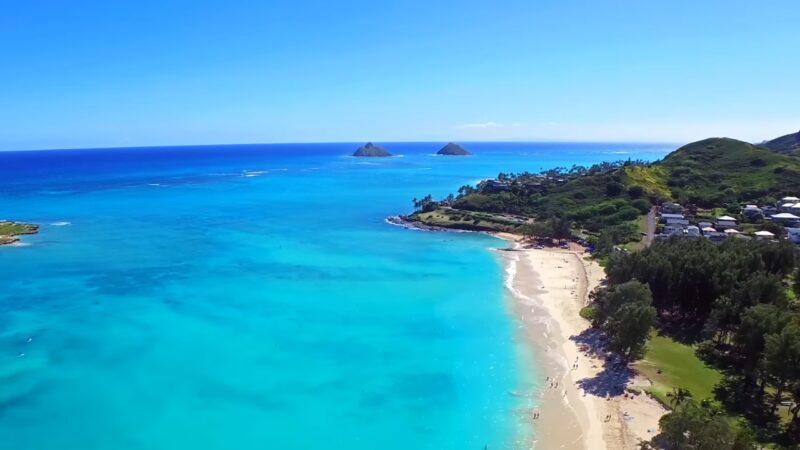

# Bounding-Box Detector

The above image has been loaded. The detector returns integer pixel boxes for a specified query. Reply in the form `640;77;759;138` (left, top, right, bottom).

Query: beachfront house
772;212;800;227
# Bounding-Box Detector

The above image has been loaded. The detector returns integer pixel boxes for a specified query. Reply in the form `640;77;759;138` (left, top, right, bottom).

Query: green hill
406;136;800;244
642;137;800;206
762;129;800;154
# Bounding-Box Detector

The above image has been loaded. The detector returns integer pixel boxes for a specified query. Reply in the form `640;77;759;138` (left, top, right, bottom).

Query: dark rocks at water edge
437;142;472;156
353;142;391;157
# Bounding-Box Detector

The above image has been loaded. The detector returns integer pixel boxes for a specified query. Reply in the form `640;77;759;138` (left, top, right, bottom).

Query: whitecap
50;221;71;226
242;170;267;178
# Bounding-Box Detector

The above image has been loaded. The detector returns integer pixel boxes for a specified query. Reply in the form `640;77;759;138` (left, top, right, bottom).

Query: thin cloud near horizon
455;122;522;129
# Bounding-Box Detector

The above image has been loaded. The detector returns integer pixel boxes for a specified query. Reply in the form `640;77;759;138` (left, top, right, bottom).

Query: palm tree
666;387;692;409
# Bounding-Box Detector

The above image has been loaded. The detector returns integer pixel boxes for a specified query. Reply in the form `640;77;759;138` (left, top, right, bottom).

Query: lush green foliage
412;136;800;246
0;222;37;236
763;129;800;155
605;237;800;445
606;237;795;326
647;401;756;450
591;281;656;359
658;138;800;207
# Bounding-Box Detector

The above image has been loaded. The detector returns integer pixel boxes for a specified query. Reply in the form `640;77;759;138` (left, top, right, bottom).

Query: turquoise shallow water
0;142;670;449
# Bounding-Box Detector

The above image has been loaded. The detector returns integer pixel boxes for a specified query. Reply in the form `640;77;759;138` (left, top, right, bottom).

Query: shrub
627;185;645;198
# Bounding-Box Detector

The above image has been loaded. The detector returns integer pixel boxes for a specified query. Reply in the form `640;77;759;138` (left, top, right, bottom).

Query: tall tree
763;322;800;415
592;281;656;360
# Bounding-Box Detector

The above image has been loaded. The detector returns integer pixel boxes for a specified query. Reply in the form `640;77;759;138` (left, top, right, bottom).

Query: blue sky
0;0;798;150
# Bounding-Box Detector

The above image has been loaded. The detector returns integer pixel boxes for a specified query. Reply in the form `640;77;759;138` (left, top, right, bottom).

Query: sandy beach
494;234;667;449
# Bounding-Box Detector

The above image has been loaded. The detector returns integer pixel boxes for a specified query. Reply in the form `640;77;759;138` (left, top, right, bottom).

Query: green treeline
595;237;800;447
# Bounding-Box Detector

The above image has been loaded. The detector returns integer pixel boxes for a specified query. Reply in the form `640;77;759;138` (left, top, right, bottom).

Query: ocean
0;142;671;449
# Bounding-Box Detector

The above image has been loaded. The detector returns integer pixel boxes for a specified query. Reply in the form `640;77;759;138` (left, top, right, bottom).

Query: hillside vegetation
763;129;800;155
653;137;800;206
408;136;800;244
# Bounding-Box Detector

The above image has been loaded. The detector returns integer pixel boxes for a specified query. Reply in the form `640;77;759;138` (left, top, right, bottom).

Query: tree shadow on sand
570;328;635;398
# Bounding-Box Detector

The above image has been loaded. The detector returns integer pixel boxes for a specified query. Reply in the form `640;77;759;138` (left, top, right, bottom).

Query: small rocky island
0;221;39;245
353;142;392;157
437;142;472;156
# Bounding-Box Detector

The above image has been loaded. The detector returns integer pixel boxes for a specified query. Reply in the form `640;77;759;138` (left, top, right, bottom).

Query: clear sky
1;0;798;150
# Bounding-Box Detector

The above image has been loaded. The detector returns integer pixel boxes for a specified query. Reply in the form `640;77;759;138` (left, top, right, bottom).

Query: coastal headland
0;221;39;246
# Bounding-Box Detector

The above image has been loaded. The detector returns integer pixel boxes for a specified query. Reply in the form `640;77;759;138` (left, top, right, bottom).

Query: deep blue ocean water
0;142;671;449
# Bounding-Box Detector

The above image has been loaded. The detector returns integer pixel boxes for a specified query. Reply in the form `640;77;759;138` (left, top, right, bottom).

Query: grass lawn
0;222;37;236
634;333;723;407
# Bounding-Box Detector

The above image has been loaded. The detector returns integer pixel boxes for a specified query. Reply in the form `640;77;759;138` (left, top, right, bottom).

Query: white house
772;212;800;225
665;218;690;226
754;230;775;240
661;213;685;222
686;225;701;237
781;196;800;203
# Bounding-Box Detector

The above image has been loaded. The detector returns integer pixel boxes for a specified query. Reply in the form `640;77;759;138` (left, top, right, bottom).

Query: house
701;226;717;234
661;202;684;214
522;181;545;193
698;221;714;229
786;228;800;244
661;213;685;223
484;180;510;192
781;196;800;203
754;230;775;241
662;224;686;236
742;205;763;220
772;212;800;226
717;215;738;229
686;225;701;237
665;218;690;226
762;206;778;217
780;202;796;212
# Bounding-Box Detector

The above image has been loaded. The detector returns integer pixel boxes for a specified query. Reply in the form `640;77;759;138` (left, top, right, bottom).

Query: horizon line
0;138;686;153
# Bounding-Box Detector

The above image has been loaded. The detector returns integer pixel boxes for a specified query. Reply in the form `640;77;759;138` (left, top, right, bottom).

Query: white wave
50;221;71;226
242;170;268;178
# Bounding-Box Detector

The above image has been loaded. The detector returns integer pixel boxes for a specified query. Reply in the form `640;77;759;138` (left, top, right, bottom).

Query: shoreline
0;221;39;246
492;233;667;449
